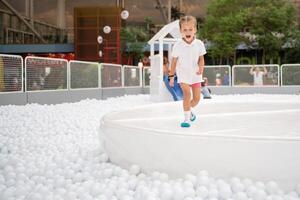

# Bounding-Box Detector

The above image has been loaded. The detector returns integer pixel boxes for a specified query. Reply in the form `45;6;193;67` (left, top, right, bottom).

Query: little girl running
169;15;206;127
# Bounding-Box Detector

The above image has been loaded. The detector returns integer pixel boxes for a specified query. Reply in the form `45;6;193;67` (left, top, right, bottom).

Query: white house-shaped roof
148;20;181;45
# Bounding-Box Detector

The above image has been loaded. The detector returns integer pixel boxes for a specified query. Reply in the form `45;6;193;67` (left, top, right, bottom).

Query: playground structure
148;20;181;102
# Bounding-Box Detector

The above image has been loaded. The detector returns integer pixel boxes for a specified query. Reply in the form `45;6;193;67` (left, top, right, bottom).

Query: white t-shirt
253;71;264;86
171;38;206;84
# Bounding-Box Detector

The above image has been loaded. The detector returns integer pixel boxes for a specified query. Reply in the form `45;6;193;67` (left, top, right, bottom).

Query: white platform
100;99;300;191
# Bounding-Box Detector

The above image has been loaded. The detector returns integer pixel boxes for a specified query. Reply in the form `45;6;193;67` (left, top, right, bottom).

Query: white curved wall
101;101;300;191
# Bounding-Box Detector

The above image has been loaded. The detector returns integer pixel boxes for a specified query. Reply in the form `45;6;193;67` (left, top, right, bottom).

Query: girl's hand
169;78;174;87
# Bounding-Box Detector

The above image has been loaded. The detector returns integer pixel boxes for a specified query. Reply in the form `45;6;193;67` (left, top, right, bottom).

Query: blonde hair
179;15;197;29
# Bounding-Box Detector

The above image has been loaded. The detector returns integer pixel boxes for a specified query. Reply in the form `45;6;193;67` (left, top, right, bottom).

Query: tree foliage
120;26;149;61
200;0;297;64
284;29;300;63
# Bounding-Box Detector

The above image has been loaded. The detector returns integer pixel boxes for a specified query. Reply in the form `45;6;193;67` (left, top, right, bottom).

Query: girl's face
180;21;196;43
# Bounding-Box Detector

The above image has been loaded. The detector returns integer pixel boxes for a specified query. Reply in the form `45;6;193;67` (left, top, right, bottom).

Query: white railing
0;54;300;95
232;64;280;87
100;63;122;88
203;65;231;87
69;60;100;90
122;65;142;87
143;67;150;87
0;54;23;93
281;64;300;87
25;56;68;92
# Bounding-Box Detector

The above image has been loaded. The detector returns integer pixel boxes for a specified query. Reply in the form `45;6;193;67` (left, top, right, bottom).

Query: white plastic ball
266;181;279;195
242;178;253;188
159;173;169;182
296;184;300;195
99;194;108;200
116;188;128;199
197;175;210;187
173;186;184;200
29;192;43;200
103;26;111;34
255;181;266;190
196;186;209;199
197;170;209;177
90;182;103;196
99;153;108;162
103;168;113;178
0;175;5;185
128;178;137;190
2;187;15;199
268;195;284;200
208;188;219;199
183;180;194;188
254;189;267;200
160;188;173;200
233;192;248;200
121;10;129;20
65;192;77;200
184;187;195;197
129;165;140;175
185;174;197;185
246;185;258;198
15;185;28;197
219;185;232;199
230;177;241;185
97;36;103;44
231;181;245;193
152;171;160;179
287;191;299;198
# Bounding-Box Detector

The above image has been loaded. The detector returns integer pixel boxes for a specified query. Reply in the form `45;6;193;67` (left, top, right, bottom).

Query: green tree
120;26;149;64
171;6;184;20
200;0;246;64
144;17;153;33
284;29;300;63
200;0;297;64
245;0;296;63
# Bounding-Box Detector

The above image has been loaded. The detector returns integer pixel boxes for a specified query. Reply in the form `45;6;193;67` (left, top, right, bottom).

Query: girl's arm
197;55;205;75
169;57;178;76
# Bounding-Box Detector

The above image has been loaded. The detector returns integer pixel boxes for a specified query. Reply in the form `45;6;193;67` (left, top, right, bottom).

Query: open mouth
186;35;191;39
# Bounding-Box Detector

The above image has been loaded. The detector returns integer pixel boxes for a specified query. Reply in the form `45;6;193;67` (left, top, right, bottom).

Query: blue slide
163;75;183;101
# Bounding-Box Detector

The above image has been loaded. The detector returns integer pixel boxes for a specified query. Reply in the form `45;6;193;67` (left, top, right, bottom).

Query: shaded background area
5;0;209;27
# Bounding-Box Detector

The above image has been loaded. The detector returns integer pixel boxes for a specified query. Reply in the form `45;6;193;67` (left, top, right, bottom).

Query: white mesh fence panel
123;65;142;87
69;61;99;89
25;57;68;91
101;63;122;88
203;65;231;86
0;54;23;93
281;64;300;86
143;67;150;87
232;64;279;87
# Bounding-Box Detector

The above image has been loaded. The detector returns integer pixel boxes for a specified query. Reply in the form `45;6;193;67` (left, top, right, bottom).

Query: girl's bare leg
180;83;191;111
190;86;201;108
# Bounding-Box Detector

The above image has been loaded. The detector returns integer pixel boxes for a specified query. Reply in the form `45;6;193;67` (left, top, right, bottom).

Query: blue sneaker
190;112;196;122
181;120;190;128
